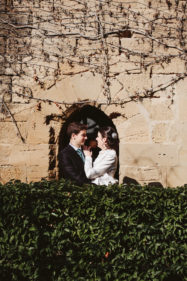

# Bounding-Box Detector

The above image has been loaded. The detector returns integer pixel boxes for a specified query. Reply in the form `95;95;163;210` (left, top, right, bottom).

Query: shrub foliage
0;180;187;281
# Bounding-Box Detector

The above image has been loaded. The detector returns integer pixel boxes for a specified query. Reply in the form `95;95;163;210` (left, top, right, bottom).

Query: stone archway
57;104;119;180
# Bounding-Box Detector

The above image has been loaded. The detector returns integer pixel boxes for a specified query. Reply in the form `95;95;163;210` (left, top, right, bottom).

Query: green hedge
0;180;187;281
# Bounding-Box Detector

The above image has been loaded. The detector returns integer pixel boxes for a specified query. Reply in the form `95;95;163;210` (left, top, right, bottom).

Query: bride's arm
84;151;116;179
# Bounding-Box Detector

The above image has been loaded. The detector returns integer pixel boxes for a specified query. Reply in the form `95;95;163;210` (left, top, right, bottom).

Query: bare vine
2;94;25;143
0;0;186;118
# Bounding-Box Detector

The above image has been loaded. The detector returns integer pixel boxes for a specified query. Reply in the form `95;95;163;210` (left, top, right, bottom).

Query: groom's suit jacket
59;144;90;186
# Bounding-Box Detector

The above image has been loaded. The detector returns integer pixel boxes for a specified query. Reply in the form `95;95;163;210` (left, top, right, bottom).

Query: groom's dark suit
59;144;90;186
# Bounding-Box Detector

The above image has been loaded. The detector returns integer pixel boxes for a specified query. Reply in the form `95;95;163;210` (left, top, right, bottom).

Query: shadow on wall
123;176;163;188
58;105;119;179
123;176;139;185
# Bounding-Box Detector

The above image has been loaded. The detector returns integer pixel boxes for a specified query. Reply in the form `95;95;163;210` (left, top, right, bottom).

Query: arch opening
58;105;119;180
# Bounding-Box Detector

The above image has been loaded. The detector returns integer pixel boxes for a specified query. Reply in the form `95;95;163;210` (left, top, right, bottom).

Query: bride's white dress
84;149;118;186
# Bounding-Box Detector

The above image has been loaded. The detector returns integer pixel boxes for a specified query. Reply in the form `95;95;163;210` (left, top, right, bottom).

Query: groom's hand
83;145;92;157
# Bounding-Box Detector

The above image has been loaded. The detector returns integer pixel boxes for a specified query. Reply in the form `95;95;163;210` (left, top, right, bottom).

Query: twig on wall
2;97;25;144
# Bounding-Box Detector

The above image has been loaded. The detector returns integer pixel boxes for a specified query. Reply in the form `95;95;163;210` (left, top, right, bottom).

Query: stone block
120;38;152;54
0;165;27;184
121;166;161;183
8;155;26;169
102;101;140;121
152;74;177;96
26;119;49;145
176;78;187;96
30;38;43;54
5;63;22;76
0;26;9;37
122;102;141;119
178;147;187;167
106;37;120;56
47;71;103;103
0;121;27;144
0;142;49;182
2;91;12;102
21;63;35;78
143;99;175;121
153;40;180;56
0;37;5;54
169;122;180;143
120;164;167;186
12;76;34;88
176;78;187;121
169;121;187;144
119;143;178;167
10;104;31;122
178;1;187;10
112;118;128;140
178;95;187;121
152;123;168;143
107;78;126;100
0;104;30;122
76;38;101;54
0;65;5;75
26;165;49;183
26;108;50;145
12;79;33;104
0;55;4;64
180;122;187;144
149;0;178;9
0;144;12;165
27;144;49;167
17;14;29;25
25;57;58;71
114;73;152;99
0;0;5;11
0;76;11;86
110;58;141;74
166;166;187;187
152;58;186;74
123;115;150;143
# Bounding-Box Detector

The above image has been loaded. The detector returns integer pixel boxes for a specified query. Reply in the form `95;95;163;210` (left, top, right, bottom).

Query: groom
59;122;91;186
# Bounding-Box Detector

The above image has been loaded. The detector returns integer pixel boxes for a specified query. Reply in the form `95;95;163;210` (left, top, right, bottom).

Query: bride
83;126;119;186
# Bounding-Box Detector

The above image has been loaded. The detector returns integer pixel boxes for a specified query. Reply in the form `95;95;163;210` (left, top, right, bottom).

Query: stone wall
0;0;187;186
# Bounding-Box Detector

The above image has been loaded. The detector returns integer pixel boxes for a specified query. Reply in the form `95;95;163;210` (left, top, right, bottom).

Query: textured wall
0;0;187;186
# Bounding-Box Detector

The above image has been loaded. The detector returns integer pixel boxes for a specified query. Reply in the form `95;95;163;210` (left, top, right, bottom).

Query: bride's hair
98;126;119;150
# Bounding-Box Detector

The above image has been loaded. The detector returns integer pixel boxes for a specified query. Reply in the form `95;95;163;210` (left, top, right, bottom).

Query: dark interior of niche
119;30;132;38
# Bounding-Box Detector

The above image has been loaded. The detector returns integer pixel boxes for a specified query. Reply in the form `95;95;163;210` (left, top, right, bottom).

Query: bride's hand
83;145;92;157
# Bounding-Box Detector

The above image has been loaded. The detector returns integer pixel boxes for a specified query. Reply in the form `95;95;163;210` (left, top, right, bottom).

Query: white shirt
69;143;80;151
84;149;118;186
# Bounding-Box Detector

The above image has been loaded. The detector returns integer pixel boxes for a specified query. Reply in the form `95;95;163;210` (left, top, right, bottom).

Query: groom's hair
67;122;87;138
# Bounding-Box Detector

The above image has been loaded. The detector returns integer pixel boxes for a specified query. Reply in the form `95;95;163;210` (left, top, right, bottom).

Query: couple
59;122;119;186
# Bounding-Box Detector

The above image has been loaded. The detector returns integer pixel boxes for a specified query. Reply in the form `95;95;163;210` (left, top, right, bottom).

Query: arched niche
57;104;119;180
